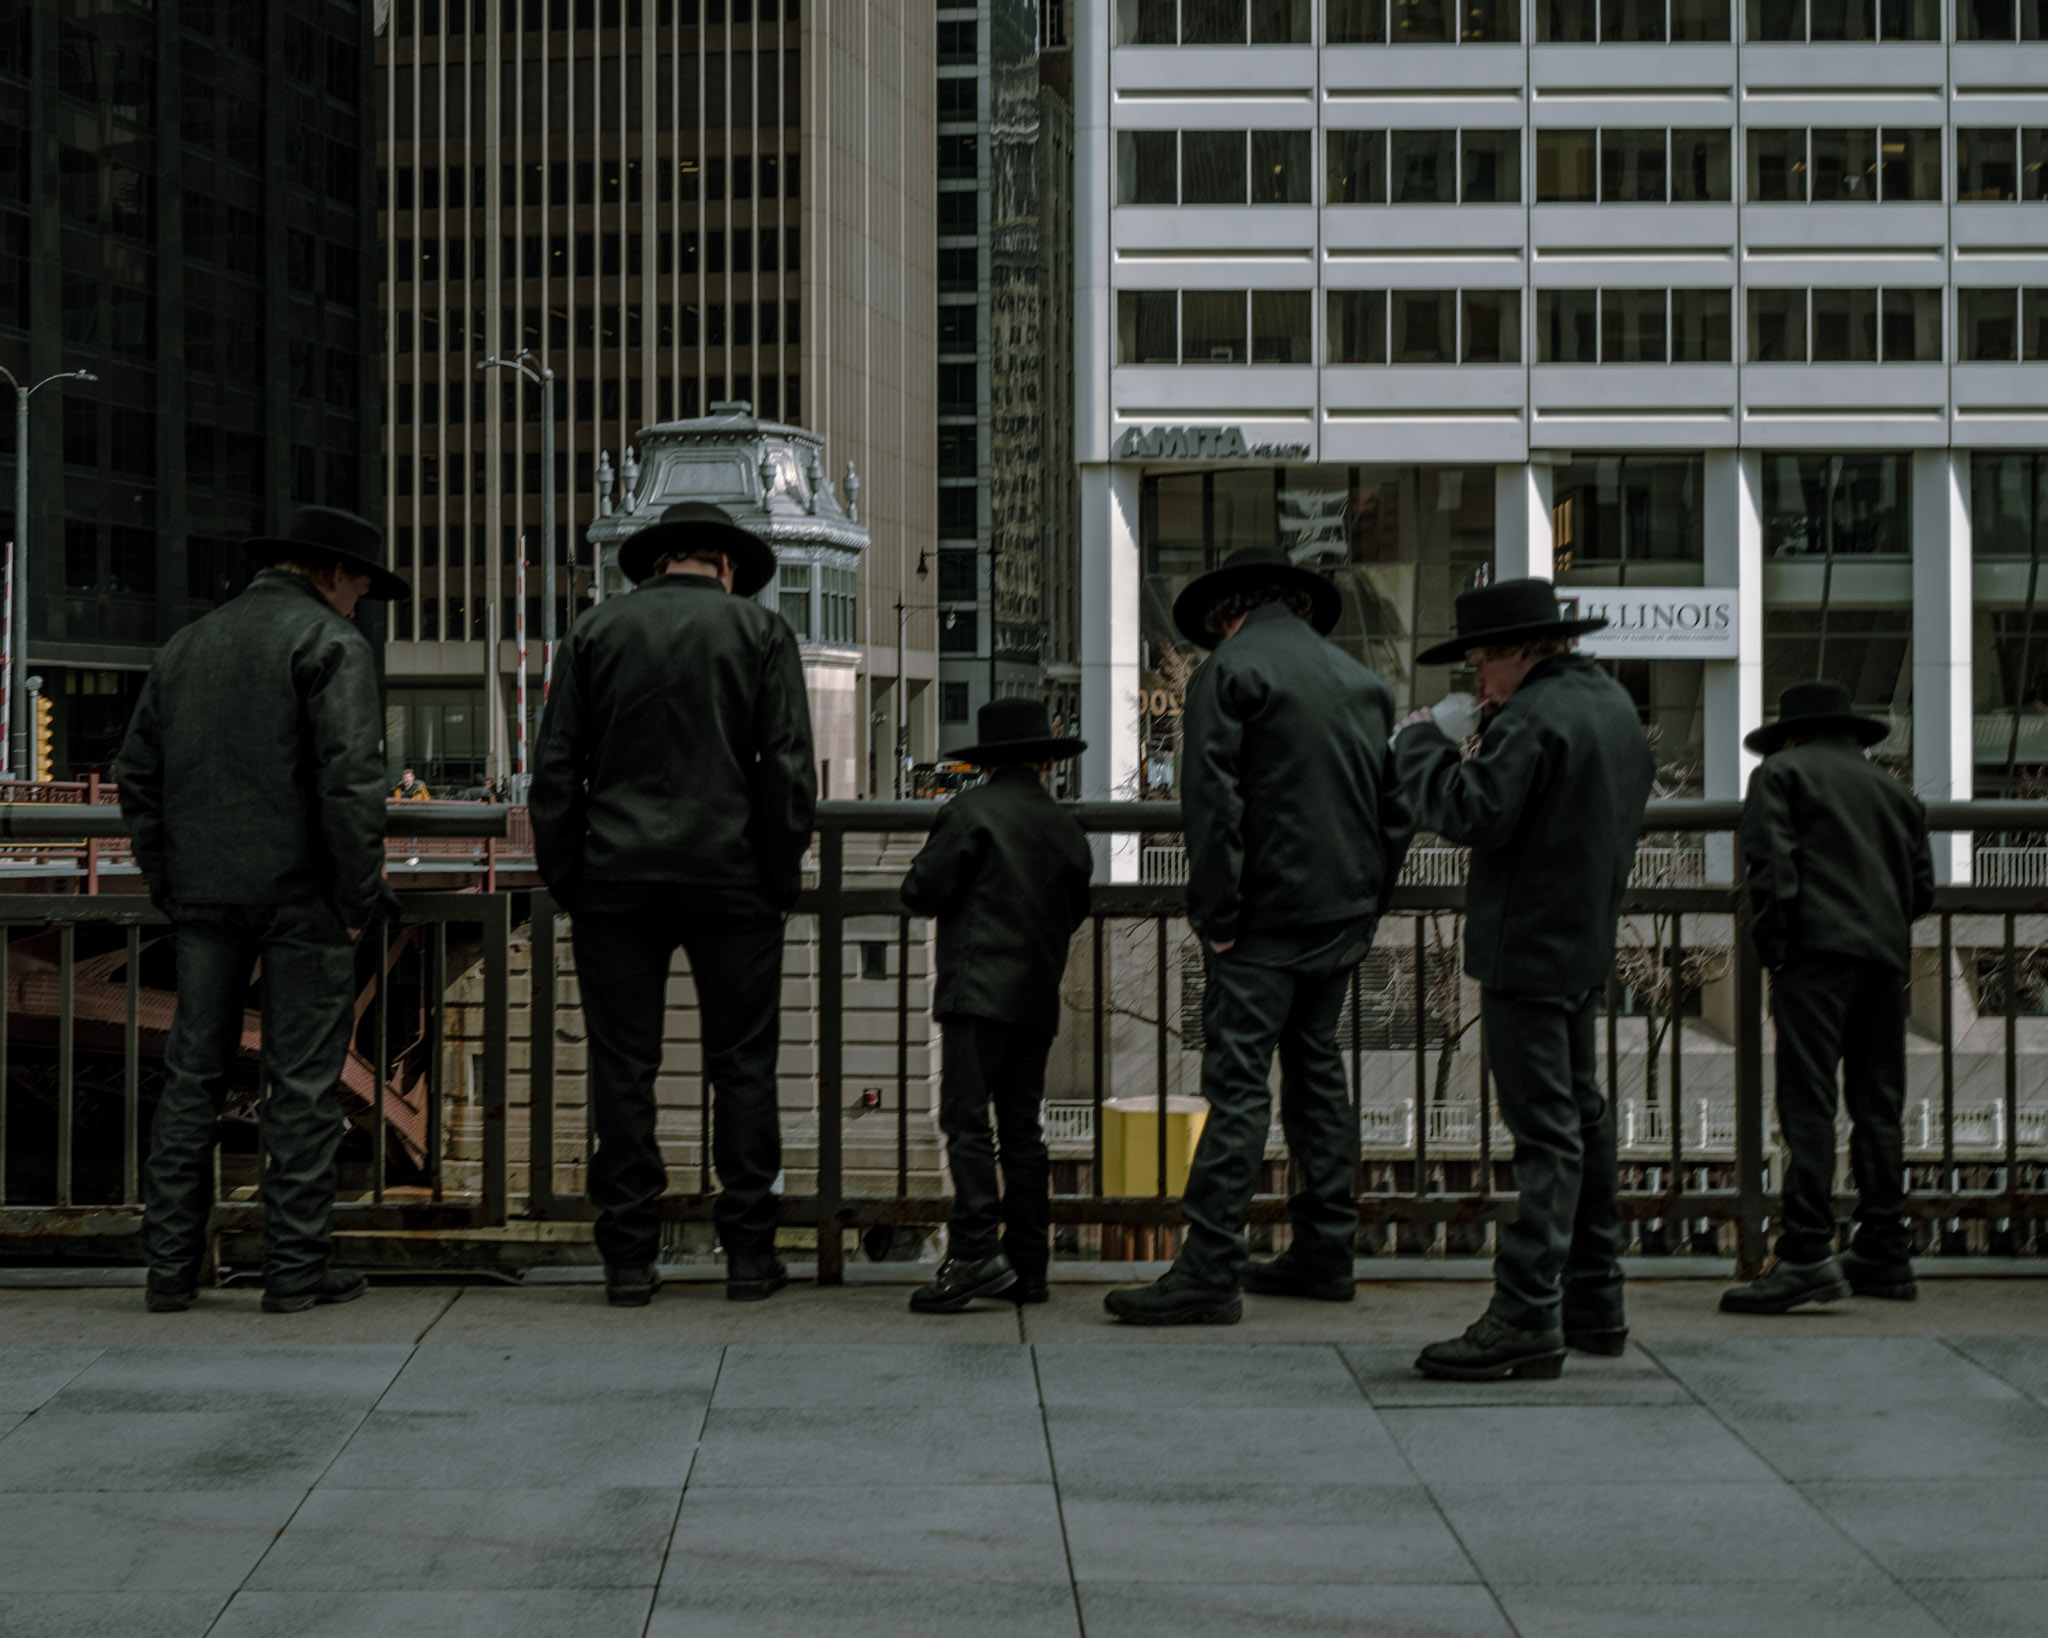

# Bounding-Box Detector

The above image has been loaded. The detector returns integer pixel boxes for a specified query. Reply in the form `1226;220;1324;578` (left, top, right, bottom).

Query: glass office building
1077;0;2048;877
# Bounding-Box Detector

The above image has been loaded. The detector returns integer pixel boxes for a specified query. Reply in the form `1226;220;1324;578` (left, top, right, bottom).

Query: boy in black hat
1393;576;1655;1379
530;502;817;1306
1105;545;1410;1326
899;701;1093;1312
117;507;407;1314
1721;681;1933;1314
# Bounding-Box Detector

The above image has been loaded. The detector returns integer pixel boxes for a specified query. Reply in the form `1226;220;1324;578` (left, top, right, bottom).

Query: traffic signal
32;693;52;782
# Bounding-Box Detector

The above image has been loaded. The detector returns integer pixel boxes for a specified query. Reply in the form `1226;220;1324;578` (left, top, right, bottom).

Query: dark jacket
1181;600;1410;946
899;768;1095;1036
1740;737;1934;972
1395;652;1655;997
114;569;395;923
529;573;817;910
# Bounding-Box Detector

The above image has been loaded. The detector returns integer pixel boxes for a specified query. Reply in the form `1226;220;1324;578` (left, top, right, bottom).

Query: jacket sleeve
1182;661;1247;944
1909;797;1936;922
1065;821;1097;935
113;671;170;911
527;628;590;899
899;802;982;918
1393;709;1545;853
304;626;398;924
1739;761;1798;968
1372;732;1418;918
750;620;819;912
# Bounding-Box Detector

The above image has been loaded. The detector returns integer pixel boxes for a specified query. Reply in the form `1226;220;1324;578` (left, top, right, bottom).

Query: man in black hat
1392;577;1655;1380
1721;681;1933;1315
898;700;1093;1313
530;502;816;1305
1105;545;1410;1325
116;507;407;1314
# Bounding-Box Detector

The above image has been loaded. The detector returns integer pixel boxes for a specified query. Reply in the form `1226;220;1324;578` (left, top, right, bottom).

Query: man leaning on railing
1391;577;1655;1383
114;508;408;1317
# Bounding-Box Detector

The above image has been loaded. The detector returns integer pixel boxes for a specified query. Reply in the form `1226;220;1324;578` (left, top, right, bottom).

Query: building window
1762;453;1912;557
938;489;977;538
1328;290;1387;362
778;564;813;640
1957;128;2048;201
1960;0;2048;35
1551;455;1707;572
1746;128;1941;203
939;550;979;601
1536;130;1732;203
1182;130;1249;203
1117;0;1316;44
1118;131;1177;203
1745;289;1942;363
1537;0;1731;37
1973;453;2048;792
939;609;980;653
1537;289;1733;363
821;566;858;645
1327;129;1524;204
940;681;971;723
937;17;977;60
1748;0;1939;35
1326;0;1521;39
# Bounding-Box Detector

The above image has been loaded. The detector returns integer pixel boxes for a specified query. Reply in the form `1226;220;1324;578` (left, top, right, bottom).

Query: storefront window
1137;463;1494;796
1761;453;1911;558
1974;452;2048;794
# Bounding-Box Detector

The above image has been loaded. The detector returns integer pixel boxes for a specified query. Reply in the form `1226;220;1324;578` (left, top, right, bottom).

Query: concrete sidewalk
3;1279;2046;1637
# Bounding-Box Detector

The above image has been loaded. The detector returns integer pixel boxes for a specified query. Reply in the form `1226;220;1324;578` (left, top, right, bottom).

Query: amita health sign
1561;588;1739;660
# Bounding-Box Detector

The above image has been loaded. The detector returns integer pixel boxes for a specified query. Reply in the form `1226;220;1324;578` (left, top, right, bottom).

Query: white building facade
1077;0;2048;882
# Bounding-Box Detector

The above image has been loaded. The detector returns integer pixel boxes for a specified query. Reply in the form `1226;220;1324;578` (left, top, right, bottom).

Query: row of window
381;154;799;215
389;0;802;31
386;227;802;286
1114;284;2019;364
777;563;858;646
392;296;800;360
1117;0;2043;41
387;373;801;458
1117;127;2039;207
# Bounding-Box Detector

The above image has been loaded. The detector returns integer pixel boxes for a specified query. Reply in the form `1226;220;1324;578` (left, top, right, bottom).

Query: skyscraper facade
0;1;376;777
375;0;934;794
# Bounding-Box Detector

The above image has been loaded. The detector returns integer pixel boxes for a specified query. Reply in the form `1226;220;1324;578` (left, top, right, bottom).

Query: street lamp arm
0;367;96;399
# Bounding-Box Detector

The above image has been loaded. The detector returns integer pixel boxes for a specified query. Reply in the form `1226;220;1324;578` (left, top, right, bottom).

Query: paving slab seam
196;1340;421;1638
1634;1338;1967;1638
1933;1333;2048;1414
1330;1341;1527;1637
637;1343;723;1638
1025;1346;1092;1638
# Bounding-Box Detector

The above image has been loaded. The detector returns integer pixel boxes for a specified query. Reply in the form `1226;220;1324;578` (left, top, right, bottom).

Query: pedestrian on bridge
1721;679;1934;1315
1392;578;1654;1381
898;700;1093;1313
530;503;816;1307
116;507;407;1315
1106;545;1411;1326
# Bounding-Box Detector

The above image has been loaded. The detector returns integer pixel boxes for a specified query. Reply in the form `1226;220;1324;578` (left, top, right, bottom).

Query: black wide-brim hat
1170;545;1342;650
618;501;776;597
1744;679;1890;755
247;506;410;602
946;698;1086;766
1415;576;1607;666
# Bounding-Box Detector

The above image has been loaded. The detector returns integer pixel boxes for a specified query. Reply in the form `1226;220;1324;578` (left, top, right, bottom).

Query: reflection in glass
1671;129;1731;201
1763;608;1912;763
1117;131;1177;204
1601;129;1667;202
1181;289;1249;362
1392;0;1458;38
1671;0;1732;36
1810;128;1876;201
1251;130;1312;203
1880;288;1941;362
1761;453;1911;557
1536;129;1596;201
1391;289;1457;362
1116;290;1177;364
1748;128;1806;202
1328;289;1388;362
1538;289;1598;363
1671;288;1733;362
1460;290;1520;363
1879;129;1941;202
1182;129;1249;204
1747;288;1807;362
1811;287;1878;362
1602;288;1667;362
1958;128;2019;201
1328;0;1391;39
1327;130;1388;203
1251;291;1312;363
1964;289;2022;361
1460;130;1520;203
1391;130;1458;203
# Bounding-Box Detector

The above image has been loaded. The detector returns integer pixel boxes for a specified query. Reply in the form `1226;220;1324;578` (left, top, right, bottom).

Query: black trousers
1772;954;1910;1265
938;1016;1054;1270
1174;927;1364;1293
1482;988;1625;1332
145;901;357;1295
571;883;785;1268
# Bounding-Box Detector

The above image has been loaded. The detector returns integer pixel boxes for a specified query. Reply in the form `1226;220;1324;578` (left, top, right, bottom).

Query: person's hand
781;911;790;923
1210;938;1236;954
1427;692;1481;743
1390;708;1434;746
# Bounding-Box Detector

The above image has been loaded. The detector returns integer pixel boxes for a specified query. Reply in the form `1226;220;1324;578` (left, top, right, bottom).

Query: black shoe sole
1414;1349;1567;1382
606;1282;661;1307
727;1271;790;1303
145;1290;196;1314
1008;1285;1049;1305
1718;1278;1851;1315
909;1266;1019;1314
1848;1278;1918;1302
1242;1276;1357;1303
262;1278;369;1315
1103;1293;1244;1326
1563;1326;1629;1356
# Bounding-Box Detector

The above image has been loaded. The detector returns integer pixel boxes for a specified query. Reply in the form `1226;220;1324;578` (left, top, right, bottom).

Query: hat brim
1415;616;1609;668
1171;562;1342;650
246;539;412;603
1743;712;1891;756
618;517;775;597
944;736;1087;766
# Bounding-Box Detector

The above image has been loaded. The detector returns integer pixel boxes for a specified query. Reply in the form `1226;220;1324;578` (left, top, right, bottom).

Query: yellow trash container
1100;1095;1209;1196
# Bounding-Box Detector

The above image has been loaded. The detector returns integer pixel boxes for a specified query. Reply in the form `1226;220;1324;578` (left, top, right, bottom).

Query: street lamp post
0;366;97;778
478;350;557;697
894;550;931;800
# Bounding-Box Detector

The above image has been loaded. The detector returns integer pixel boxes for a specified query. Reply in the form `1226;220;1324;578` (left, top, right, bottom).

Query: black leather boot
604;1263;662;1307
1415;1313;1567;1381
1561;1302;1629;1355
1841;1248;1917;1301
1103;1271;1242;1326
727;1252;790;1303
1243;1248;1356;1303
1718;1255;1851;1315
909;1252;1018;1314
263;1267;369;1314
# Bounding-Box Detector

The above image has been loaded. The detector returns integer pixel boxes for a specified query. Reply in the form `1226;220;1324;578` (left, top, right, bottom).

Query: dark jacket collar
634;573;726;596
249;567;340;612
1235;600;1306;639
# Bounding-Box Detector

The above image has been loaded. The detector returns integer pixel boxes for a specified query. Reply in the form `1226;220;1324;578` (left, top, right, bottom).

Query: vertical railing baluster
1155;916;1168;1202
2005;911;2020;1224
56;920;74;1209
123;924;140;1206
1733;862;1767;1276
481;896;510;1227
1091;913;1105;1199
428;920;447;1204
895;913;909;1199
1350;960;1364;1197
372;920;389;1205
1412;914;1427;1217
817;826;846;1285
1;929;12;1209
1940;911;1955;1232
529;890;557;1215
1668;911;1684;1196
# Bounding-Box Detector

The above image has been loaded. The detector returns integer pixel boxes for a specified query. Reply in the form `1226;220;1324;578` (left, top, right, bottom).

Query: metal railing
3;798;2047;1281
